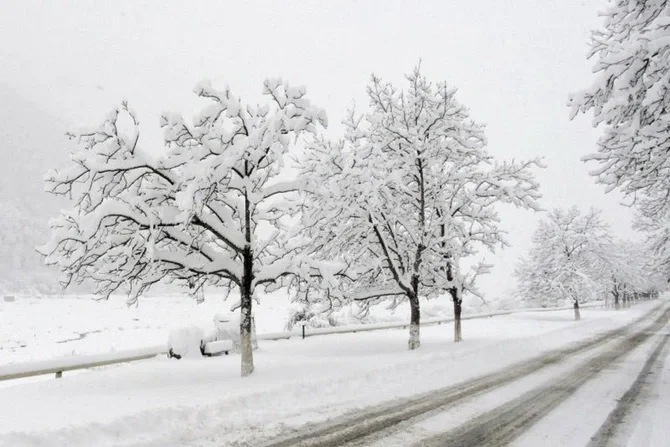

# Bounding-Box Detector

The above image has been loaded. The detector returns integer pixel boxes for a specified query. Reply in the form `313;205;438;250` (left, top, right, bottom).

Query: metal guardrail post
55;371;62;379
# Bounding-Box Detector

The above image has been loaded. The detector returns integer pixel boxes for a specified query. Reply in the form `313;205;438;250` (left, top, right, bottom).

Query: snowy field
0;292;481;365
0;292;303;365
0;300;659;447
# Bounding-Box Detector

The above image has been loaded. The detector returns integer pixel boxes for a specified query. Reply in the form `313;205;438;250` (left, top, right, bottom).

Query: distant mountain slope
0;85;70;294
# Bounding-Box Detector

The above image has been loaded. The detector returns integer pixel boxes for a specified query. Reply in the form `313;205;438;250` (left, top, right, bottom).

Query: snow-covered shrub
285;304;337;330
167;326;205;359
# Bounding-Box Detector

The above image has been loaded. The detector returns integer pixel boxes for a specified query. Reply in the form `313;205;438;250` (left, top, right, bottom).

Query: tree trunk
453;294;463;342
239;298;254;377
408;278;421;350
240;247;254;377
613;290;620;310
240;181;254;377
573;299;581;321
408;297;420;350
444;251;462;342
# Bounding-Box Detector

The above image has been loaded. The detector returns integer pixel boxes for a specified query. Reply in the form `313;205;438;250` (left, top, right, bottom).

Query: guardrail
297;302;601;338
0;302;604;382
0;345;166;382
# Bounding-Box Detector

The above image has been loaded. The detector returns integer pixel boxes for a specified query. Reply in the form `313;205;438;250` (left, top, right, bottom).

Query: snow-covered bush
285;301;342;330
285;308;334;330
167;326;205;359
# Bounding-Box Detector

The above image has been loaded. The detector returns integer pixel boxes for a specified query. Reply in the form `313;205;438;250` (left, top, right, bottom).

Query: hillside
0;85;70;294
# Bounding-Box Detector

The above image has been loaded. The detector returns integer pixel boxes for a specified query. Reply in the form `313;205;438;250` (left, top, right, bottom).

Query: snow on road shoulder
512;321;670;447
0;302;660;447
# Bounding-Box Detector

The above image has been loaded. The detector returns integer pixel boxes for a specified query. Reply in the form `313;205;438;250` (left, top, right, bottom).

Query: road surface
260;303;670;447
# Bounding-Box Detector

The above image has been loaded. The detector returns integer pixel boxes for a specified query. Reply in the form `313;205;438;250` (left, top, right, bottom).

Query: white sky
0;0;635;301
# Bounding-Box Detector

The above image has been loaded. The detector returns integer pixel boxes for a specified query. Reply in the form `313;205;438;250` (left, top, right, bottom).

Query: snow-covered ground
0;293;294;364
0;301;659;447
0;292;484;365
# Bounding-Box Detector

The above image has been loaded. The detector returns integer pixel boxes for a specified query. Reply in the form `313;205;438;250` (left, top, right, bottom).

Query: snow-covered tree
515;207;613;319
297;66;542;347
634;208;670;282
40;80;327;376
589;240;646;308
602;242;637;309
569;1;670;271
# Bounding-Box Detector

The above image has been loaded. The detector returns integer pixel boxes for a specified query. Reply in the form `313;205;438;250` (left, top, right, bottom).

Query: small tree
298;66;541;347
41;80;326;376
515;207;612;319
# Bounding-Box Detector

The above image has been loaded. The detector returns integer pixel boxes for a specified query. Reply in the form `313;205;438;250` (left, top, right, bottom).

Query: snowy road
262;304;670;447
586;333;670;447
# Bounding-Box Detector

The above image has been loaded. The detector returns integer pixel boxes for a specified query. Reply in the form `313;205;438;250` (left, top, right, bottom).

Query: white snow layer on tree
292;65;542;345
570;1;670;278
514;206;662;307
40;79;327;304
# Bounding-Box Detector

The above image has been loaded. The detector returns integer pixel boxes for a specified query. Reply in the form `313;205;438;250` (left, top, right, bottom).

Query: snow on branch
42;79;327;305
295;64;543;323
571;1;670;228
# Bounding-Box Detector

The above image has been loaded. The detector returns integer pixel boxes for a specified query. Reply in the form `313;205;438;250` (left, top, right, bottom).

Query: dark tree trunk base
408;292;421;350
454;298;462;342
573;300;581;321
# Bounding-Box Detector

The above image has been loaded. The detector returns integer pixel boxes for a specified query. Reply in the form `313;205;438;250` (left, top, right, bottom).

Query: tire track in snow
260;305;665;447
587;332;670;447
415;308;670;447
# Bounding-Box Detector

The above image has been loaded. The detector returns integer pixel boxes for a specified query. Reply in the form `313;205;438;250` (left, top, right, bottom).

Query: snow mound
167;326;204;359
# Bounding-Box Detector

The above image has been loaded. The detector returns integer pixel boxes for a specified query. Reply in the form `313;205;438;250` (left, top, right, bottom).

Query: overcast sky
0;0;635;302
